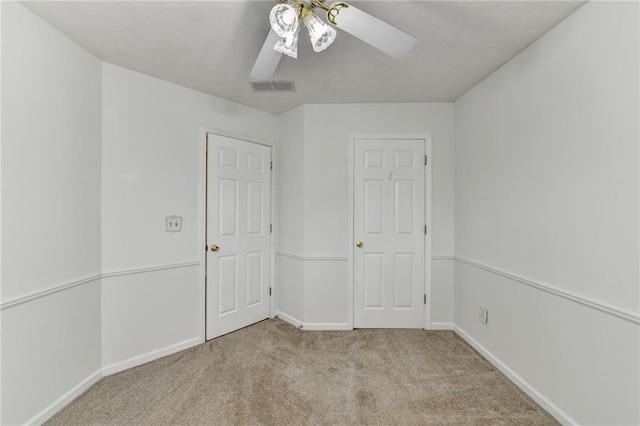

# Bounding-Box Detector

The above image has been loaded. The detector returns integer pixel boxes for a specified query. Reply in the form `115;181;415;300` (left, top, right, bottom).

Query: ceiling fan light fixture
251;0;415;80
269;3;299;38
302;10;336;53
274;28;299;59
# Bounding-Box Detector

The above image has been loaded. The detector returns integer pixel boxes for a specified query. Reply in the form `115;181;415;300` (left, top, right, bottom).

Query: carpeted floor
47;319;557;425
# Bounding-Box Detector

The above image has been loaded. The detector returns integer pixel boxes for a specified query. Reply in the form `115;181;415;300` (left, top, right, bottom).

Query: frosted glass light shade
302;12;336;53
274;28;299;59
270;4;299;38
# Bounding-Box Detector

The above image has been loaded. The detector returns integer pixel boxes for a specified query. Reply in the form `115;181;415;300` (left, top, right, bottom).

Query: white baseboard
275;311;304;328
102;337;203;376
27;368;102;426
453;325;575;425
427;322;454;330
303;322;350;331
275;311;351;331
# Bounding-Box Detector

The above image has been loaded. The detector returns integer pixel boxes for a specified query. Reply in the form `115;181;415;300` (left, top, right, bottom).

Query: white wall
454;2;639;424
276;103;455;327
1;2;102;424
6;1;638;424
101;63;280;372
276;106;305;324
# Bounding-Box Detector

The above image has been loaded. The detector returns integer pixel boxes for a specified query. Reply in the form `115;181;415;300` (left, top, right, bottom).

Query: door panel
217;255;237;315
364;180;384;234
393;253;413;308
206;134;271;339
246;181;264;235
395;180;414;234
245;251;263;306
364;253;384;309
354;138;425;328
219;179;238;237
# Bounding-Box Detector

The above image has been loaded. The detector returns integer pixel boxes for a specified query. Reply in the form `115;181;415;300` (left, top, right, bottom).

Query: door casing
348;133;433;330
198;129;277;341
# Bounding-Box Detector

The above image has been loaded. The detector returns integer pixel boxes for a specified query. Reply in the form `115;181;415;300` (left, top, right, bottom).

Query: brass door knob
355;241;364;248
210;244;220;252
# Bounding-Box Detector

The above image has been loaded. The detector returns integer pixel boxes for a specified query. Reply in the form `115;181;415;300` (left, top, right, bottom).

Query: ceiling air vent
249;81;295;92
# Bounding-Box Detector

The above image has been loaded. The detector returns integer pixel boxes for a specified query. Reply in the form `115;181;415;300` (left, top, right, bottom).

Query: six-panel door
353;138;426;328
206;134;271;340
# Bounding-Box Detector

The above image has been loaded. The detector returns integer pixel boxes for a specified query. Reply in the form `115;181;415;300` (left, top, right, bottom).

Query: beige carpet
47;319;557;425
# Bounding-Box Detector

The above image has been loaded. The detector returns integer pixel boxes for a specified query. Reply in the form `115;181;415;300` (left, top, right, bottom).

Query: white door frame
197;128;277;341
347;133;433;330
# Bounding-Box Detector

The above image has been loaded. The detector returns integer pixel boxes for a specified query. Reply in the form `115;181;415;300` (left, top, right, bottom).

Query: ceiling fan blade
329;3;416;58
250;29;283;80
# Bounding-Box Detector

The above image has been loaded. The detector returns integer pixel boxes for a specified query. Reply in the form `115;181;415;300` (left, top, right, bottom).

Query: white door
206;134;271;340
353;138;426;328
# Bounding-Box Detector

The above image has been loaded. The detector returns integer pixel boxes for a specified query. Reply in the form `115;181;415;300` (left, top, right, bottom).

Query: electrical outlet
165;215;183;232
479;307;488;324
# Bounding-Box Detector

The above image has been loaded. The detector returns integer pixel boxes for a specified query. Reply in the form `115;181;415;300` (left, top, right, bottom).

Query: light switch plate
165;215;183;232
479;306;488;324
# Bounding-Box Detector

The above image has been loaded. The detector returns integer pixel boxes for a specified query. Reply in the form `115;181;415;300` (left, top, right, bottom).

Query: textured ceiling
21;1;584;114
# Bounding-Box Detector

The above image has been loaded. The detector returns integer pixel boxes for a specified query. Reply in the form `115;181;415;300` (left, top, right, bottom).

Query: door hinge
270;224;273;233
424;225;427;235
424;294;427;304
270;161;273;170
269;287;272;296
425;155;428;165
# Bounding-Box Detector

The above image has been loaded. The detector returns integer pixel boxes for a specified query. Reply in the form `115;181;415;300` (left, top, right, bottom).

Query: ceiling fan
250;0;417;80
